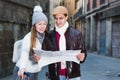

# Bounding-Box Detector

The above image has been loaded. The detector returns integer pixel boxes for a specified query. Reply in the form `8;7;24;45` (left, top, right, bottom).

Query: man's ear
66;16;68;20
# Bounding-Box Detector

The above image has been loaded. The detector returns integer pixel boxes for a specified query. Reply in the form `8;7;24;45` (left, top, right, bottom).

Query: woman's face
35;21;47;33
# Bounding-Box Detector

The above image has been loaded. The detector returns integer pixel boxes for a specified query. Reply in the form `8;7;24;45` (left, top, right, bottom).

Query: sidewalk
1;53;120;80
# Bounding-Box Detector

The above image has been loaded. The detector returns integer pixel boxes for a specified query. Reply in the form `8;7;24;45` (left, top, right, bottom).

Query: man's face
54;14;68;28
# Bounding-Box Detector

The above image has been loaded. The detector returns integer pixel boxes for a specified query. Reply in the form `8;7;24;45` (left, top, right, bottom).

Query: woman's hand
34;54;40;62
17;68;26;79
76;53;85;61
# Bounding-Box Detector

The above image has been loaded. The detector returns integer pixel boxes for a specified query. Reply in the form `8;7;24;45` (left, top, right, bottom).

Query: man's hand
76;53;85;61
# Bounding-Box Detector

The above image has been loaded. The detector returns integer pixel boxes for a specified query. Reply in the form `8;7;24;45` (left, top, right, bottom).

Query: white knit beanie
32;5;48;26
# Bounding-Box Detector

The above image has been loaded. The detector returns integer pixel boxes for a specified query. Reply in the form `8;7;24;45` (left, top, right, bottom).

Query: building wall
85;0;120;57
73;0;86;37
111;17;120;57
61;0;75;24
64;0;75;17
85;0;108;52
0;0;49;78
49;0;58;30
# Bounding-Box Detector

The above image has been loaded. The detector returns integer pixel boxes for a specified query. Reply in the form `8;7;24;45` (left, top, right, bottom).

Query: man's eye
59;17;64;20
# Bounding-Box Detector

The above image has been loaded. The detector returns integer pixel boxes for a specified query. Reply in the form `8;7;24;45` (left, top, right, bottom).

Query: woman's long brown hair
30;26;36;56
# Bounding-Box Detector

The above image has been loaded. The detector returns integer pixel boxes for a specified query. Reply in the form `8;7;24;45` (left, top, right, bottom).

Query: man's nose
56;19;60;23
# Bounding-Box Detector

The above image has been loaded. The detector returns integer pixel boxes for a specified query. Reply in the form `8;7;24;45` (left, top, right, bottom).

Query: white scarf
55;21;69;69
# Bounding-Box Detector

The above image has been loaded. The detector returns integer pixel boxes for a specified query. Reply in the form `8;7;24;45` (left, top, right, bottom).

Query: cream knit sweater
16;32;42;73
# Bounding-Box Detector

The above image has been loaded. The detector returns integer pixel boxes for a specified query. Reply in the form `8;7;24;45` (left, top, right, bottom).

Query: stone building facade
0;0;49;78
73;0;85;36
85;0;120;57
49;0;58;30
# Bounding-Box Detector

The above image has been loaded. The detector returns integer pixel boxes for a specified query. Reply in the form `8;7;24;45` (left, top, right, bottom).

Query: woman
13;5;48;80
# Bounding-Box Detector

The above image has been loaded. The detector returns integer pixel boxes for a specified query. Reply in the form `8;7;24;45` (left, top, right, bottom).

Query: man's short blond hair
52;6;68;16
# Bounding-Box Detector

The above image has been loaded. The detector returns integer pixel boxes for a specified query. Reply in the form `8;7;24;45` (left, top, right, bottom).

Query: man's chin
57;26;63;28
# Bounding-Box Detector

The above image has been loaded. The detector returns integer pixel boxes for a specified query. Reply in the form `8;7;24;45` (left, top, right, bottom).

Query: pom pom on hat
33;5;43;12
32;5;48;26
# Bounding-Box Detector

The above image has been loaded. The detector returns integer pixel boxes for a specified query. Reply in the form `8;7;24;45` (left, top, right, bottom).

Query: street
0;53;120;80
81;53;120;80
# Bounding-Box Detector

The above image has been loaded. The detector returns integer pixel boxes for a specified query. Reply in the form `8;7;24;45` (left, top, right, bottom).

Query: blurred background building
84;0;120;57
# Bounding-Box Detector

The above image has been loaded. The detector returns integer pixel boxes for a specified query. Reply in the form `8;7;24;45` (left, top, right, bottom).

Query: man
42;6;87;80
